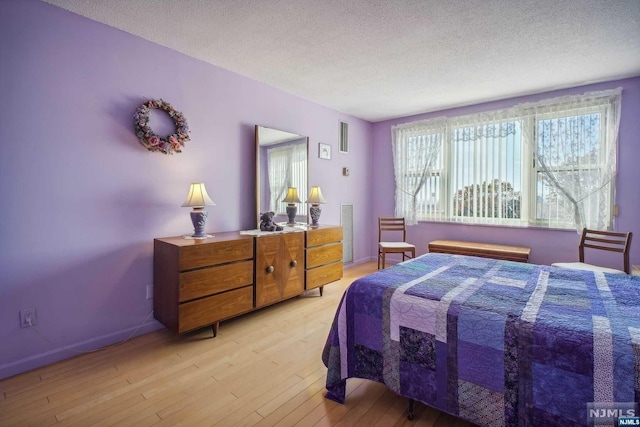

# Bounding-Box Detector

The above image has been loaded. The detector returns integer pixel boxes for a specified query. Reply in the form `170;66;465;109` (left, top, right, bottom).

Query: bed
322;253;640;426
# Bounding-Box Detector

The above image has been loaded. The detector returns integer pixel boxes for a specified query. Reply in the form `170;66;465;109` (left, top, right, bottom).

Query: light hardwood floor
0;262;475;427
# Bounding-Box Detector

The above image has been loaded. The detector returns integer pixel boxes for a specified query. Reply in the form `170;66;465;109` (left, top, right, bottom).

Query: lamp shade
182;183;216;208
306;186;327;204
282;187;301;204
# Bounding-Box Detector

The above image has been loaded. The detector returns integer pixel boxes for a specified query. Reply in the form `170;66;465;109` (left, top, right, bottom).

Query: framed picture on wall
319;143;332;160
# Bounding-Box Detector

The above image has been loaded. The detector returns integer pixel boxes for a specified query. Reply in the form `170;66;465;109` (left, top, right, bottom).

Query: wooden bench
428;240;531;263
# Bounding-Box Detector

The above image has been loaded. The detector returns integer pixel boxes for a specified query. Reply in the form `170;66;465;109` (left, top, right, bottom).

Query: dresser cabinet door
255;232;304;307
280;232;305;299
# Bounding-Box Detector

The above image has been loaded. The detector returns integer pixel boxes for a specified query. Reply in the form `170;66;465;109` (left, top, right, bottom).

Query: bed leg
407;399;414;420
212;322;219;338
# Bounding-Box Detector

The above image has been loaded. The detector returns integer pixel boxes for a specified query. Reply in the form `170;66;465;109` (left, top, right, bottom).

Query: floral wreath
133;99;190;155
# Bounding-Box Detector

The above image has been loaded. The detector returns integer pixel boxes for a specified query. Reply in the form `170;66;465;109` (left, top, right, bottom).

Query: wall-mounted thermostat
342;167;349;176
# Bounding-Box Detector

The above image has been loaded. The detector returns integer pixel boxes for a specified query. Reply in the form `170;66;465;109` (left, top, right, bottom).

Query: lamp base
189;208;209;238
309;205;322;226
286;204;297;225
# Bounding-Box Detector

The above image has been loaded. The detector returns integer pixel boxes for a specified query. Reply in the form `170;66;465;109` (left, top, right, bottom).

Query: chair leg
382;251;386;269
377;251;381;270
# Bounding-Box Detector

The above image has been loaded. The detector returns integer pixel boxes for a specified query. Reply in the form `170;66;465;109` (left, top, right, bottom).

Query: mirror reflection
255;125;309;228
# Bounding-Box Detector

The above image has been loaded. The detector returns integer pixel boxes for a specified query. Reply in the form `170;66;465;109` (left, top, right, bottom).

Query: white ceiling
43;0;640;122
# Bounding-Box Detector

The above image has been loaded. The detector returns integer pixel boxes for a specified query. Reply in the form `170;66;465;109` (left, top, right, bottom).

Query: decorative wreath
133;99;190;155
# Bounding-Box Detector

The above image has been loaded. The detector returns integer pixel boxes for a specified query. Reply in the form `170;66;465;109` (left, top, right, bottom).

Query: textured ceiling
43;0;640;122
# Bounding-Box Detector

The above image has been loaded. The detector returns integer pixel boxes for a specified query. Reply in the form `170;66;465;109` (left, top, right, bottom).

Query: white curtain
392;118;446;225
390;88;621;232
267;143;307;214
518;88;621;231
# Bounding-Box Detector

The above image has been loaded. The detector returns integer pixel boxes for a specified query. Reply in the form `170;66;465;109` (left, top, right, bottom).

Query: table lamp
282;187;301;225
306;186;327;226
182;183;216;238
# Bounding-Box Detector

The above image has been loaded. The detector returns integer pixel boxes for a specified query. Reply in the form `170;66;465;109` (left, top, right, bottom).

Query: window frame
527;106;610;229
395;100;616;230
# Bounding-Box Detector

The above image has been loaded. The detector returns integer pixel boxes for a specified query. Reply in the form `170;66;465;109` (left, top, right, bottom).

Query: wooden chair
552;228;633;274
378;217;415;270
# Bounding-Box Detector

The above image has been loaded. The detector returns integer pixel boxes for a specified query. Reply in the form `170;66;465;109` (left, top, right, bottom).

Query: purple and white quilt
322;253;640;426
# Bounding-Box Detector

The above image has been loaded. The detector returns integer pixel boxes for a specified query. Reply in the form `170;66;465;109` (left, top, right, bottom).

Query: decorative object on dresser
182;183;216;239
154;226;344;336
259;211;283;231
133;99;190;155
306;186;327;226
282;187;301;225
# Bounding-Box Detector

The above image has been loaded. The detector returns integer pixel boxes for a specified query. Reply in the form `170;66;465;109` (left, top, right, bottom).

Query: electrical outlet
19;308;37;328
146;285;153;300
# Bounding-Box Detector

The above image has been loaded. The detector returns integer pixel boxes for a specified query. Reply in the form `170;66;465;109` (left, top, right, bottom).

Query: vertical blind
392;88;621;231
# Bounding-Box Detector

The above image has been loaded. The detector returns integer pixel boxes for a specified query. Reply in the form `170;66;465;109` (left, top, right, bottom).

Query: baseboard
343;256;375;268
0;320;163;380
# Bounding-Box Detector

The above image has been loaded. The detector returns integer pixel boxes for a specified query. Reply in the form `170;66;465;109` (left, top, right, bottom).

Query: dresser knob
266;265;274;273
290;260;297;267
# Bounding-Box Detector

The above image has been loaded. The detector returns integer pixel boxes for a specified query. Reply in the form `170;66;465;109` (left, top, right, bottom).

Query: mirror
255;125;309;228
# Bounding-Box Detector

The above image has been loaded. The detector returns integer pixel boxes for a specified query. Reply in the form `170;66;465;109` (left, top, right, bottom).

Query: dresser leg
319;286;324;296
212;322;219;338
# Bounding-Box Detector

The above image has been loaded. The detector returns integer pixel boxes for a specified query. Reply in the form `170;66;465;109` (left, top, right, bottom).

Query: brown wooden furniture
306;226;343;295
552;228;633;274
255;232;305;307
153;232;255;337
378;217;415;269
154;226;343;336
428;240;531;263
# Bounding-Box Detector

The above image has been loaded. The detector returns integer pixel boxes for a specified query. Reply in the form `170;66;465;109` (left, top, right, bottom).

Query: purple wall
372;77;640;268
2;0;638;380
0;1;372;379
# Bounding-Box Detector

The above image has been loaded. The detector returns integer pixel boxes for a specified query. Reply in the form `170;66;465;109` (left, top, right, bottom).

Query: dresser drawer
178;286;253;333
179;260;253;302
306;243;342;269
179;238;253;271
306;227;342;247
306;262;343;290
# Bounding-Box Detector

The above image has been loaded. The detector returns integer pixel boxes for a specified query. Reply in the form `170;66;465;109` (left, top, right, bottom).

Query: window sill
415;218;577;233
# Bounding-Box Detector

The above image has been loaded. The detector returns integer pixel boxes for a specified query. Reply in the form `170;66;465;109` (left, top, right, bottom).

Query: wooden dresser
154;226;343;335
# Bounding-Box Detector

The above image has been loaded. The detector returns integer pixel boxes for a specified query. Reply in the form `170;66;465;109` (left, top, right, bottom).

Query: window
392;89;621;230
532;109;610;229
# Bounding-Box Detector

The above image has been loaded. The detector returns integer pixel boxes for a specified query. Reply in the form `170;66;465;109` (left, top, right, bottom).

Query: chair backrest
379;217;407;243
579;228;633;274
